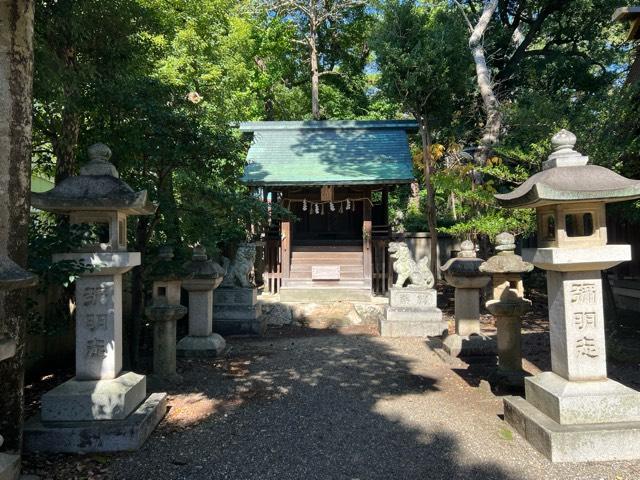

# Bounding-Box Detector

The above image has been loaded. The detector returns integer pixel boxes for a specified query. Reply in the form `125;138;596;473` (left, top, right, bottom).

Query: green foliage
372;0;471;124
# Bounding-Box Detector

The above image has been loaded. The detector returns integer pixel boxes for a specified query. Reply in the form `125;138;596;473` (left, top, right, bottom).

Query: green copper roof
239;121;418;186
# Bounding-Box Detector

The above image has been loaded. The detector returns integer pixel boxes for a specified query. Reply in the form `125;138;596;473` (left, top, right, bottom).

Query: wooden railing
372;225;393;295
263;233;282;295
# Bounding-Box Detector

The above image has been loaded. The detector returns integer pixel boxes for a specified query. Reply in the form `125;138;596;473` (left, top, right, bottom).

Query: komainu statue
388;241;435;288
221;243;256;288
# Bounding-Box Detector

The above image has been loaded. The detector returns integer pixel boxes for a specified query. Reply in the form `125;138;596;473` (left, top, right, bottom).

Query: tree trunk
309;24;320;120
468;0;501;166
418;115;438;280
53;47;80;184
157;171;181;248
53;107;80;184
0;0;35;453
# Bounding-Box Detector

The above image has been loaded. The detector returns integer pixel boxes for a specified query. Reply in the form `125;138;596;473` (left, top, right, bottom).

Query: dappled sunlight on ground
162;393;222;430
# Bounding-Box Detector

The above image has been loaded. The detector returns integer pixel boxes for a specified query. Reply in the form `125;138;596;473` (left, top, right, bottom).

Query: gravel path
95;329;639;480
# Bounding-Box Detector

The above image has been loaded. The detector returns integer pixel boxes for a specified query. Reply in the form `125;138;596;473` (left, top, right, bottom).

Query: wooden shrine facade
239;121;418;301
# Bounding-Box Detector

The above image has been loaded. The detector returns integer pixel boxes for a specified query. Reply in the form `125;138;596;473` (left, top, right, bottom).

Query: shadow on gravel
95;330;524;480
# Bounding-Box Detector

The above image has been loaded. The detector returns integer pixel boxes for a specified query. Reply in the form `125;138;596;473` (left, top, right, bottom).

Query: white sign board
312;265;341;281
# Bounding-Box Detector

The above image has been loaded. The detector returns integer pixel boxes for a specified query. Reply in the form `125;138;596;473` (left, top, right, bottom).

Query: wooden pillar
363;195;372;283
281;220;291;281
382;186;389;226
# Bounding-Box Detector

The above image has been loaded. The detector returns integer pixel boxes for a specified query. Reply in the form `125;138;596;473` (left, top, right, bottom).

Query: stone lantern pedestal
177;246;226;357
496;130;640;462
480;233;533;389
440;241;494;357
25;144;166;453
146;246;187;383
147;303;187;382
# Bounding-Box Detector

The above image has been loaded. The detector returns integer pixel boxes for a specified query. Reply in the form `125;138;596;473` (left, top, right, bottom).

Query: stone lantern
440;240;493;357
479;233;533;388
0;256;37;479
145;246;187;382
176;245;226;357
496;130;640;462
25;143;167;453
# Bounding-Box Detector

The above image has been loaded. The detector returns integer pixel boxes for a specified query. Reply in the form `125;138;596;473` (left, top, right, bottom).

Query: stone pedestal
24;253;167;453
486;298;531;388
213;287;264;335
177;278;225;357
380;287;445;337
147;304;187;382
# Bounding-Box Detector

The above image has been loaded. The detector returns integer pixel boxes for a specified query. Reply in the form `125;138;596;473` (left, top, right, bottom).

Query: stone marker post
146;246;187;382
380;241;446;337
496;130;640;462
177;246;226;356
0;256;37;480
440;240;494;357
479;233;533;388
25;144;167;453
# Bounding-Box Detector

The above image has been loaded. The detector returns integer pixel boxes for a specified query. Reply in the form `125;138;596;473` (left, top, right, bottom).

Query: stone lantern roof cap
495;130;640;209
182;246;226;279
31;143;156;216
479;233;533;274
0;255;37;290
441;241;487;277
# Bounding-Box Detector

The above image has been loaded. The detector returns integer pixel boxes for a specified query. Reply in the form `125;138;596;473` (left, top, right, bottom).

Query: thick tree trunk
0;0;35;453
418;115;438;280
468;0;501;166
309;33;320;120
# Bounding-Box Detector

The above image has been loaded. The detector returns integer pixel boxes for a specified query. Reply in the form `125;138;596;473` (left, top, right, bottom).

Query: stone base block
442;334;497;357
488;368;527;391
41;372;146;422
24;393;167;453
0;453;19;480
388;287;436;308
504;395;640;462
525;372;640;425
216;318;266;336
214;306;264;336
380;308;446;337
176;334;225;357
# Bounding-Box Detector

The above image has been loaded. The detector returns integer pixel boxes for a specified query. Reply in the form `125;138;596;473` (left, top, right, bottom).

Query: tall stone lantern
496;130;640;462
25;143;167;453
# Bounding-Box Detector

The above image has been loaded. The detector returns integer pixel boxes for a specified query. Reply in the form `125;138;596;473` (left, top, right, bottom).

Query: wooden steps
282;245;371;301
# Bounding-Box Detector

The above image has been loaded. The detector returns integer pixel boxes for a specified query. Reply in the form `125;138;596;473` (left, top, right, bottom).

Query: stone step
292;245;362;252
289;271;364;280
290;264;363;272
290;252;363;258
279;287;372;303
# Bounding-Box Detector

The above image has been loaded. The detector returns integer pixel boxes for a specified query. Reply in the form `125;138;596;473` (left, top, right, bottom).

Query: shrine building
239;120;418;302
